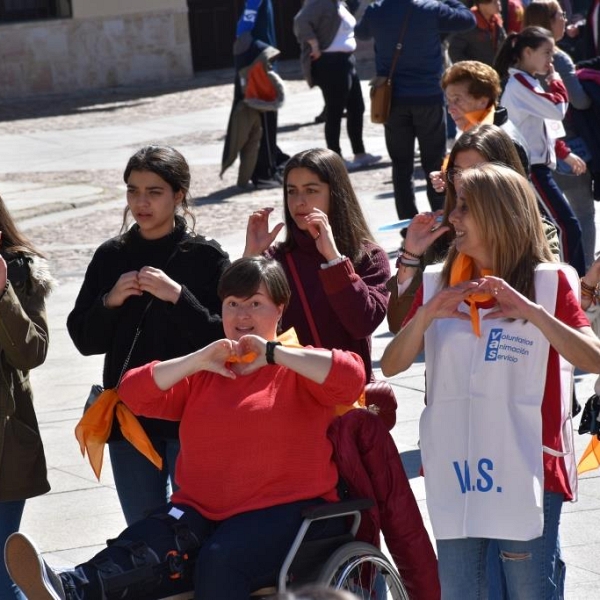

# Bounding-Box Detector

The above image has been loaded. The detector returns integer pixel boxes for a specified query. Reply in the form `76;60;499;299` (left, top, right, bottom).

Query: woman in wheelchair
4;257;366;600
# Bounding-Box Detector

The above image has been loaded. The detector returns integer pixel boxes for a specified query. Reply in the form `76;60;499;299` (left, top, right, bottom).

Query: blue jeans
0;500;26;599
437;491;565;599
109;437;180;526
61;499;346;599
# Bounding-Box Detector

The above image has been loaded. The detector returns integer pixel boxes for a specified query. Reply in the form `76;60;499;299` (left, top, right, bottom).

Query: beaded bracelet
399;246;423;260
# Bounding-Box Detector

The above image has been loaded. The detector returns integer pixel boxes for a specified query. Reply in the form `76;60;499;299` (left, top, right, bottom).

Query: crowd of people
2;0;600;599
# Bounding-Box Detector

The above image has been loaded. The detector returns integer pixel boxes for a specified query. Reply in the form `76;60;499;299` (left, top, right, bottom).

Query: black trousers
384;101;446;219
311;52;365;157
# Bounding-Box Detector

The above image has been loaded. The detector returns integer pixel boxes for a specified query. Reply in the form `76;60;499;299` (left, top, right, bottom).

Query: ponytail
494;26;554;81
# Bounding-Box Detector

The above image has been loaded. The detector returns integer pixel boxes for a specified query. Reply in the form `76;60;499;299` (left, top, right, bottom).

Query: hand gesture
138;267;182;304
244;207;284;257
198;339;239;379
479;276;535;321
303;209;341;261
104;271;143;308
403;211;451;258
422;280;480;322
230;335;268;376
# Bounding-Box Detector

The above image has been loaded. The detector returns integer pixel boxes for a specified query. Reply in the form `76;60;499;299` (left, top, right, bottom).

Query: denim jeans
531;164;585;276
109;437;180;526
0;499;26;599
384;101;446;219
437;490;565;600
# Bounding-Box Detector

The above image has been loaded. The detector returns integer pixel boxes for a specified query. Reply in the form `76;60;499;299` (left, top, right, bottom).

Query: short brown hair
441;61;502;107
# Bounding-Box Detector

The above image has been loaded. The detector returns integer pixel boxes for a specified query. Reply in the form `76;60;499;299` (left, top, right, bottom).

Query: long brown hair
0;195;45;258
280;148;375;263
441;163;554;299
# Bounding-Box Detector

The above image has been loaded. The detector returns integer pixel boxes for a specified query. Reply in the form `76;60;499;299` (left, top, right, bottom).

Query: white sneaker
348;153;382;171
5;532;67;600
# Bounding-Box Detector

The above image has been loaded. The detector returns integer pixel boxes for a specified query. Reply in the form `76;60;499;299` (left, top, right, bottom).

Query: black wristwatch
265;341;282;365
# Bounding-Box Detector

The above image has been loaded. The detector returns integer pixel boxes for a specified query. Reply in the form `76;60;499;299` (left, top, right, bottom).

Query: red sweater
118;349;365;520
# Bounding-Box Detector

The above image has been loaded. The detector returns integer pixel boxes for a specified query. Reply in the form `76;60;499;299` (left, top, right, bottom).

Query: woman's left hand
230;335;268;376
303;209;341;262
479;276;536;321
564;152;587;176
137;266;182;304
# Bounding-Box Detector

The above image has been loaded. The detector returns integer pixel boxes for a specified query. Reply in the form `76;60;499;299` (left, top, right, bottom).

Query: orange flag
75;388;163;480
577;436;600;475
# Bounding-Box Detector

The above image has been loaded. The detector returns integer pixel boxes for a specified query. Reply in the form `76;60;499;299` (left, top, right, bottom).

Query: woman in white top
294;1;380;169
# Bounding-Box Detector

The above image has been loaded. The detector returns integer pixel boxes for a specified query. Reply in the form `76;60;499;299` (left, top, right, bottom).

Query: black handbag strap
116;244;180;385
385;3;413;83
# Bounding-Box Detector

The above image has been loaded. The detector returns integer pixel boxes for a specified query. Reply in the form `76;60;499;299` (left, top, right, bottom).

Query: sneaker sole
5;533;63;600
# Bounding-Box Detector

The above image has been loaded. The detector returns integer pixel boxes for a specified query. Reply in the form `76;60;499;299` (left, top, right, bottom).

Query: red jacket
328;410;441;600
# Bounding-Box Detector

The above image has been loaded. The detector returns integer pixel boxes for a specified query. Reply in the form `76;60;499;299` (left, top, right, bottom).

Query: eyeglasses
444;168;464;185
553;10;567;19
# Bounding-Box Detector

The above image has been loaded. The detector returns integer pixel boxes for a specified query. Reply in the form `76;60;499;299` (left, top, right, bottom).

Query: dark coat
67;217;229;440
0;252;53;501
328;410;441;600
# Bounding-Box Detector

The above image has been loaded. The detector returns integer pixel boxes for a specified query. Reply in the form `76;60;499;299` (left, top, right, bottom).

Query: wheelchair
162;498;409;599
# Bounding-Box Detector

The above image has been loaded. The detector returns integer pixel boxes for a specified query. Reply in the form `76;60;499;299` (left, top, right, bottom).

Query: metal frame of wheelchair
162;498;409;599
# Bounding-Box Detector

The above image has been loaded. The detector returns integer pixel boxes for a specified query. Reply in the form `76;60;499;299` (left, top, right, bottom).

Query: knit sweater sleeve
318;243;391;339
553;50;591;110
118;360;190;421
66;243;125;356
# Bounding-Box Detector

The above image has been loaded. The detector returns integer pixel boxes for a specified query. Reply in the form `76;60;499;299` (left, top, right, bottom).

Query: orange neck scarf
449;252;495;337
463;104;496;131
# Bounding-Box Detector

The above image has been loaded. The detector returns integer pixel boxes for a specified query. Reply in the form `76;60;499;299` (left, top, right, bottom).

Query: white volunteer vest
421;263;578;541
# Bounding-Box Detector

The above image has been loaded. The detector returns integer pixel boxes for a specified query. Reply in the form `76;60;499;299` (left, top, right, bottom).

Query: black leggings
311;52;365;156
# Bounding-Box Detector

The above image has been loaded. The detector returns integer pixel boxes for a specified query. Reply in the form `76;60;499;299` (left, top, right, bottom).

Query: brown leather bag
369;5;412;124
370;77;393;124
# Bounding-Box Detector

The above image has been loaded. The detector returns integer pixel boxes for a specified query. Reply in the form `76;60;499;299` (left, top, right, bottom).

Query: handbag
578;393;600;438
285;253;397;430
369;4;412;124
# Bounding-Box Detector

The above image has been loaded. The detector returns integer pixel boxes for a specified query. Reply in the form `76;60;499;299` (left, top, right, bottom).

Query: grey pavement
2;64;600;598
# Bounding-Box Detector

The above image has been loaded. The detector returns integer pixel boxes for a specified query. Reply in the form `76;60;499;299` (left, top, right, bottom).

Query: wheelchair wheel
316;541;409;600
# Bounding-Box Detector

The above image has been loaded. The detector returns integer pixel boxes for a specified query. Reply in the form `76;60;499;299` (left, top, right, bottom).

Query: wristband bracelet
266;341;282;365
399;246;423;260
0;280;9;301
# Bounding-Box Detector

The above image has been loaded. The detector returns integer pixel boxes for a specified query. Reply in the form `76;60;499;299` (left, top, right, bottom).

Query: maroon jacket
328;410;441;600
268;226;390;381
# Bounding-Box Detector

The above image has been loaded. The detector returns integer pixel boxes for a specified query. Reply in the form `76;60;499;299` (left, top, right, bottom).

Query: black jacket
67;217;230;440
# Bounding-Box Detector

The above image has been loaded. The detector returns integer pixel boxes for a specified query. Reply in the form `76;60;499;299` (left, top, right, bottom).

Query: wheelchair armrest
300;498;374;521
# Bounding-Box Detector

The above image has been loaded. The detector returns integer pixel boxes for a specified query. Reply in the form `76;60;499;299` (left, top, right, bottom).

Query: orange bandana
463;105;495;131
75;388;163;481
449;252;495;337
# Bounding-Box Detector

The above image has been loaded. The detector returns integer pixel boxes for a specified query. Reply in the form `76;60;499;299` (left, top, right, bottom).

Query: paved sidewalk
1;62;599;597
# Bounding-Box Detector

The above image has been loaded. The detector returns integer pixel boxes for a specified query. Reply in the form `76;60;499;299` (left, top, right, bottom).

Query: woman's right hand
421;280;480;323
103;271;143;308
402;211;451;258
243;207;284;257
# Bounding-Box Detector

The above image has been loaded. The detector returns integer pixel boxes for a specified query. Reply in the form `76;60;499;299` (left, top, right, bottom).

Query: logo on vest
484;328;533;363
453;458;503;493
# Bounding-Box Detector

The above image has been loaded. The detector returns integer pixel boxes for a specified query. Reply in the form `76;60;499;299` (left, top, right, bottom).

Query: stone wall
0;8;193;99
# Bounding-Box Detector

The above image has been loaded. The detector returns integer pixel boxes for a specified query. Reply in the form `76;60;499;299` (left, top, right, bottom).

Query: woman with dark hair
495;25;585;276
6;257;365;600
382;163;600;597
0;194;54;599
244;147;390;382
67;145;230;525
524;0;595;270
